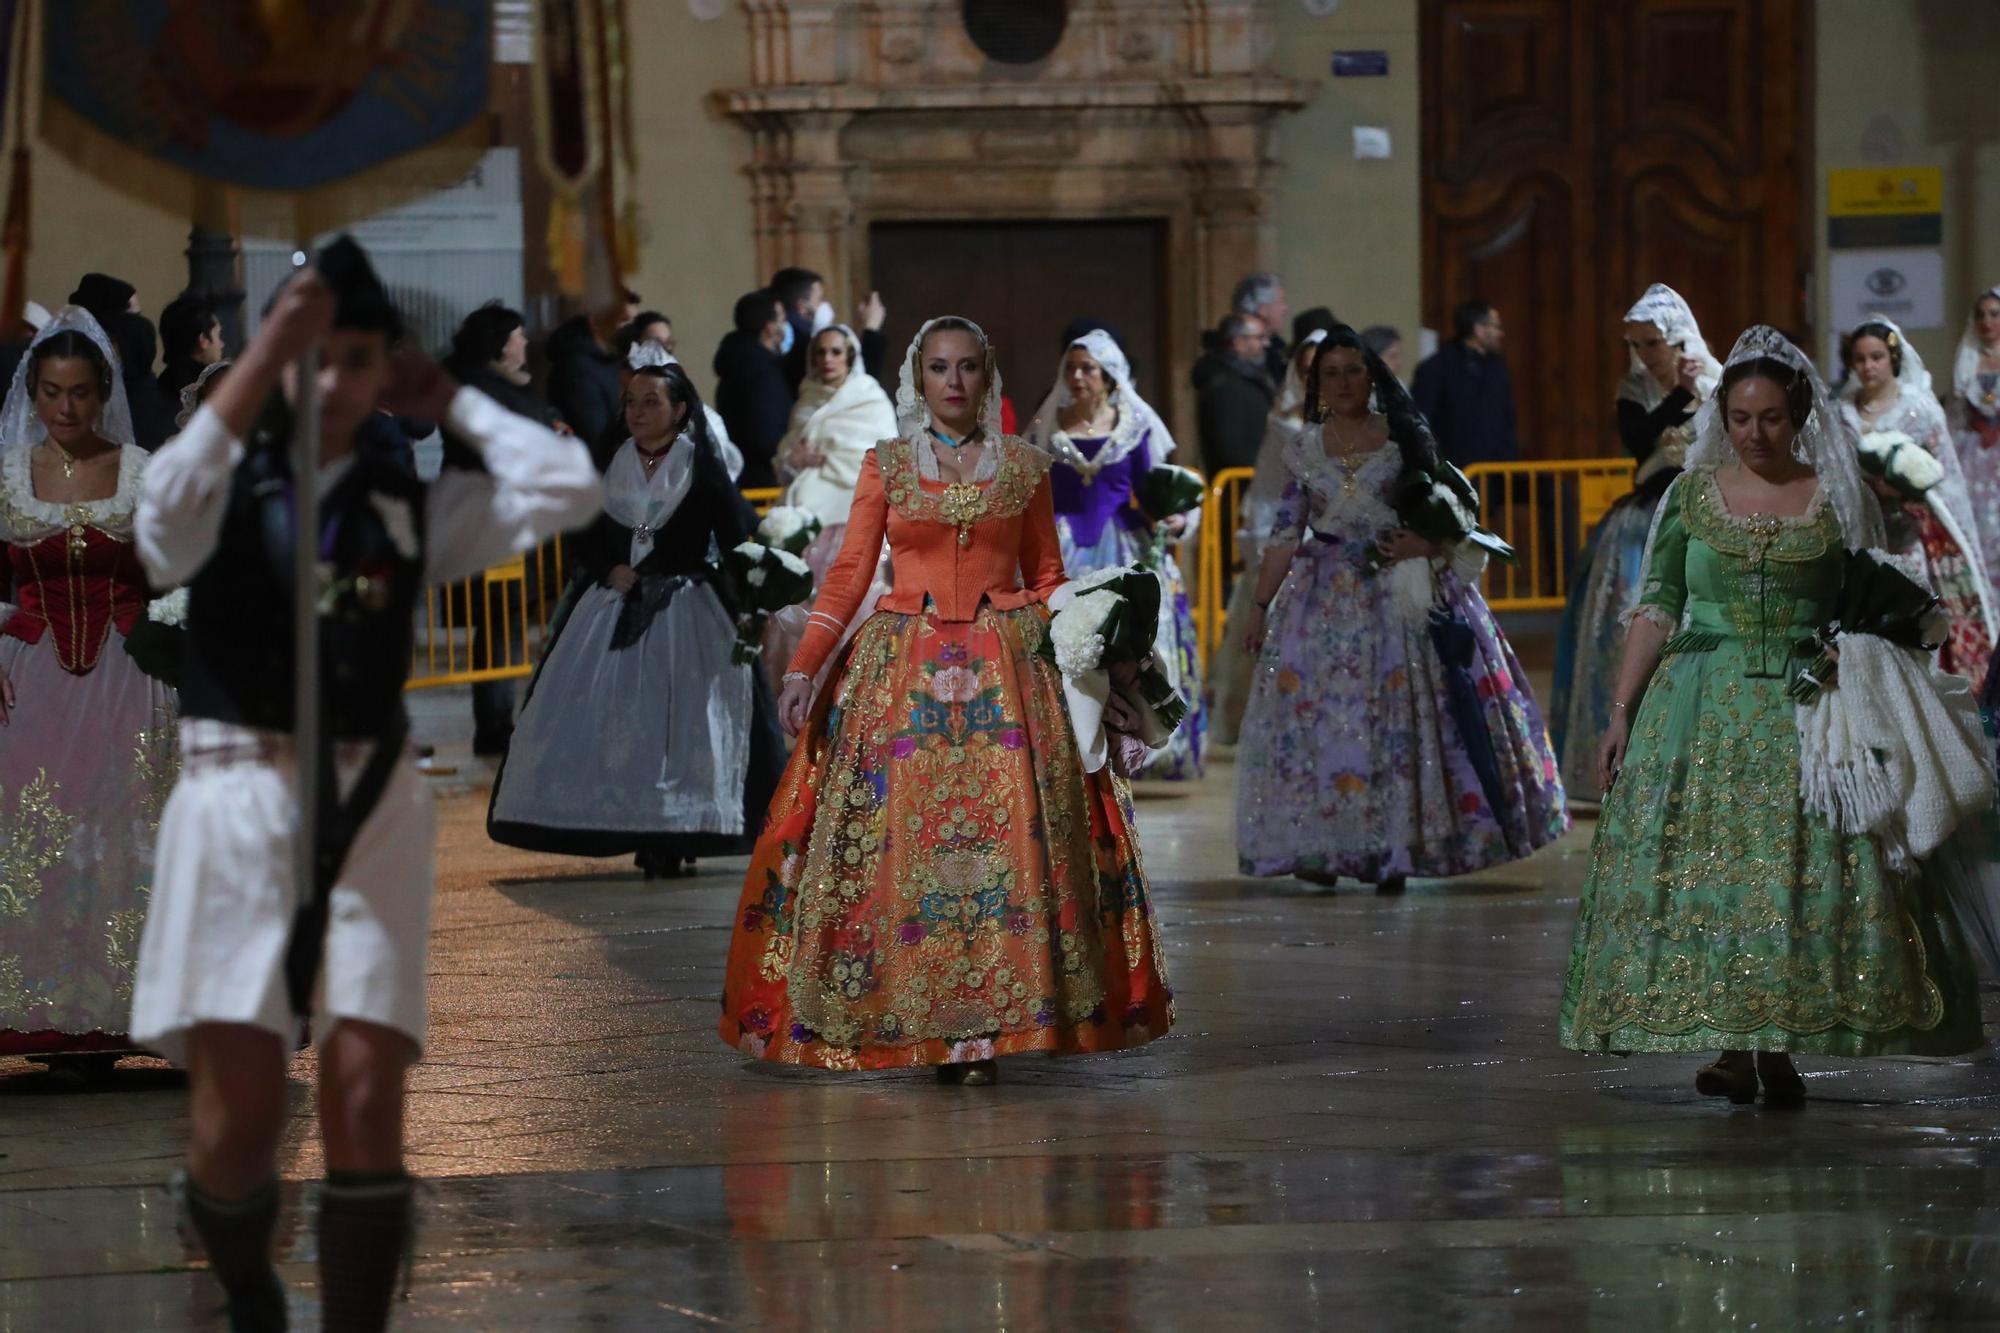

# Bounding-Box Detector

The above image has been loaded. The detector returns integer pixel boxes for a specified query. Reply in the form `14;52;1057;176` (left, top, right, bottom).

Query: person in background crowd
1294;306;1339;353
446;302;557;429
1208;326;1328;746
1412;300;1519;467
1361;325;1405;380
771;266;825;394
446;302;564;758
1232;272;1292;384
544;286;641;448
157;295;225;402
1192;312;1275;477
108;311;178;450
628;308;676;352
70;272;138;324
713;288;792;489
1948;285;2000;606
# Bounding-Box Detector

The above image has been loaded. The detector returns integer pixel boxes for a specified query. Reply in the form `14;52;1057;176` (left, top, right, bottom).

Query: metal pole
292;333;320;942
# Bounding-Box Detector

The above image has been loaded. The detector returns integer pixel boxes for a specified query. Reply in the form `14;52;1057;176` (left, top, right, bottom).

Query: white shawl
778;353;898;527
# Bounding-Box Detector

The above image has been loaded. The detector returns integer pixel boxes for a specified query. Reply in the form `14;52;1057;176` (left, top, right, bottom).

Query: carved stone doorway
713;2;1311;447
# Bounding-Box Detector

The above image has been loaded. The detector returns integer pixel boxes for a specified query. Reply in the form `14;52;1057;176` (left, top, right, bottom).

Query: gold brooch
940;482;984;545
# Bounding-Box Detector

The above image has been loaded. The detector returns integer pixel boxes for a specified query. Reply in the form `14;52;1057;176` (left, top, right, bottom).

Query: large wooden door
867;220;1170;431
1421;0;1808;459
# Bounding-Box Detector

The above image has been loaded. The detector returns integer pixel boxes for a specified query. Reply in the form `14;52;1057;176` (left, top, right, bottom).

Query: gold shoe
1694;1059;1757;1104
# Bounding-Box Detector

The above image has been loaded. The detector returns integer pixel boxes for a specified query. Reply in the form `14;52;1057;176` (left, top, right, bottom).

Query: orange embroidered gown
718;435;1175;1069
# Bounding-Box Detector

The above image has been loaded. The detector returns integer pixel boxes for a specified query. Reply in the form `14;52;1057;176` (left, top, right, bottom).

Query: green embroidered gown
1559;470;1983;1056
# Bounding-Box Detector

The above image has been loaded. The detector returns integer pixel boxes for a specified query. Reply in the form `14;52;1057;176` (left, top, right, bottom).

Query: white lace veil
0;305;136;447
1272;328;1329;425
175;358;232;430
1680;324;1883;552
1838;314;1948;434
1618;283;1722;410
1951;284;2000;406
895;316;1005;441
1022;328;1178;469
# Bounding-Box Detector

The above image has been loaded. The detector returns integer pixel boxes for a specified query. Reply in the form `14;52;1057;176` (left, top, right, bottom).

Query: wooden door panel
868;221;1169;428
1431;179;1593;453
1429;0;1580;182
1422;0;1806;458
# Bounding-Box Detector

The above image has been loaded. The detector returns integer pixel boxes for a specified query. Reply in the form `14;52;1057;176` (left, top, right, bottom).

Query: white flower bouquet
1041;565;1189;774
722;540;815;664
756;505;824;558
1854;430;1942;501
146;588;189;627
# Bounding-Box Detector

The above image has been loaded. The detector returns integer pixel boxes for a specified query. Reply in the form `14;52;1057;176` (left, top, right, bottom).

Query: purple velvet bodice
1048;430;1152;546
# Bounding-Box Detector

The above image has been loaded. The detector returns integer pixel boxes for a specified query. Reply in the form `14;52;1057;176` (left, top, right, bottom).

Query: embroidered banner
44;0;489;189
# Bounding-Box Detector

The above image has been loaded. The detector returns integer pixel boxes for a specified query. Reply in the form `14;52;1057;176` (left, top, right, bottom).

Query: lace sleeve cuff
1622;603;1678;632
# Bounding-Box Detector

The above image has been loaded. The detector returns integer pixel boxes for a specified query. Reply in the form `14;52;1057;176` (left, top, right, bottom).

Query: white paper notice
1353;126;1392;160
1828;248;1946;331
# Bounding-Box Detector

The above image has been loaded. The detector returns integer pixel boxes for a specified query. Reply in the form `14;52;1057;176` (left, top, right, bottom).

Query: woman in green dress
1560;326;1986;1104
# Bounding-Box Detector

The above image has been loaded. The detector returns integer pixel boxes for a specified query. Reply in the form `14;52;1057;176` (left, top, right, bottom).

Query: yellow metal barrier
405;485;789;690
1189;458;1638;663
1196;467;1257;669
1462;460;1635;610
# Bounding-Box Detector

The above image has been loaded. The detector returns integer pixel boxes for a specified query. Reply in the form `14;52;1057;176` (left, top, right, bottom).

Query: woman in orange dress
719;316;1175;1085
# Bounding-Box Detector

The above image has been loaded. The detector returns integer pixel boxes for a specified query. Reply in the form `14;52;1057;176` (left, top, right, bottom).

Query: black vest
178;442;427;739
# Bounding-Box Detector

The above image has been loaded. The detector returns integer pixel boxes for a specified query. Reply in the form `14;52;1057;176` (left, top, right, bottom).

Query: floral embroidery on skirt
719;603;1174;1069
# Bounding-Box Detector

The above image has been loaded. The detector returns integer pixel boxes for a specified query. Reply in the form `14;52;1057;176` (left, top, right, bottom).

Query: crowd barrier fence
408;463;1635;690
1192;459;1637;669
404;486;783;691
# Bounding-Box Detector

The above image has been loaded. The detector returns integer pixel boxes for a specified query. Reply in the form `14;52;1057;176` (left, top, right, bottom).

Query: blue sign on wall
1332;50;1390;78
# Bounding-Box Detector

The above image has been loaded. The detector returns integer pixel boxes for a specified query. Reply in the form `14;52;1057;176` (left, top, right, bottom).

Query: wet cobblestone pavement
3;752;1997;1329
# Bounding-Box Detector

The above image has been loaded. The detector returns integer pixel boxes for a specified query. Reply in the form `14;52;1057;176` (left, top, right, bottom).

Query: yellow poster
1827;167;1944;217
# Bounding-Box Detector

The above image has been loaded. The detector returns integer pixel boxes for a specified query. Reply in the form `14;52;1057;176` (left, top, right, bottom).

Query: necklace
1323;415;1375;496
928;426;972;450
635;440;671;473
43;441;78;480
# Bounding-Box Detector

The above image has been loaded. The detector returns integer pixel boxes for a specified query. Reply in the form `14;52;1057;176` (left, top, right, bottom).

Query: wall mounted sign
1332;50;1389;77
1827;166;1943;248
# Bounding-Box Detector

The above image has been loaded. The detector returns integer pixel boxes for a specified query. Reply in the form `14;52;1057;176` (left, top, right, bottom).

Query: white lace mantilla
0;440;147;543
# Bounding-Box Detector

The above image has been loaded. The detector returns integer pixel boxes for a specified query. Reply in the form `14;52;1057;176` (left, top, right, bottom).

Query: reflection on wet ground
3;759;1996;1329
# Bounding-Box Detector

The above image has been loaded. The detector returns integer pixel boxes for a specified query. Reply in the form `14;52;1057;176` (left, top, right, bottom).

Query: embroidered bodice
1048;428;1152;546
0;442;151;673
0;440;146;543
1634;470;1843;678
787;434;1065;680
1268;425;1400;545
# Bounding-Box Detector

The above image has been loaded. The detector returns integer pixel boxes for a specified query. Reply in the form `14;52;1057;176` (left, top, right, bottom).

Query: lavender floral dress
1235;426;1569;880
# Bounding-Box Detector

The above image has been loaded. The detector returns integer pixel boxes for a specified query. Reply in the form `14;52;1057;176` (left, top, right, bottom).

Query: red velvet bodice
3;526;148;674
